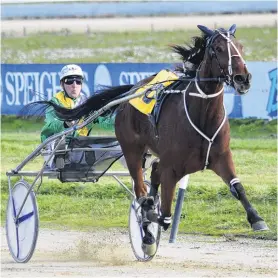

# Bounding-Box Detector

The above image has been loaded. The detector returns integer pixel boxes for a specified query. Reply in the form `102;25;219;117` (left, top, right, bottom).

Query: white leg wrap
230;178;240;186
229;178;240;200
163;216;172;224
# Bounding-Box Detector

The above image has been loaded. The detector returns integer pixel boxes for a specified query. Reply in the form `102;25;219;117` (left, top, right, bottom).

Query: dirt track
1;227;277;277
1;13;277;36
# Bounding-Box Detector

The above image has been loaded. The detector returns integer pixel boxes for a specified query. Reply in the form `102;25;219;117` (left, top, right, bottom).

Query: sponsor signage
1;62;277;119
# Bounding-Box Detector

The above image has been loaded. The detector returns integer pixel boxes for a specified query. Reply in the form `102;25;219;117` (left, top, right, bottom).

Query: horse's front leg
211;150;268;231
155;166;178;231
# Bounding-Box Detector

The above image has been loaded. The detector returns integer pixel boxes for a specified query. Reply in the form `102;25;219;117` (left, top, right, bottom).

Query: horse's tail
22;84;134;121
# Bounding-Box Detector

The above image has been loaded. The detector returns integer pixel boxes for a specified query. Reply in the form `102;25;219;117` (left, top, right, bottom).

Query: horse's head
197;24;252;95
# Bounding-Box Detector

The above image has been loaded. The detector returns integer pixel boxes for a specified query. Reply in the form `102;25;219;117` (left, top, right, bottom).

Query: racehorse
26;24;268;255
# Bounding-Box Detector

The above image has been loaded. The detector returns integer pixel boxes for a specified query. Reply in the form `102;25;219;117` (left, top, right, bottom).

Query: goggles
64;77;83;85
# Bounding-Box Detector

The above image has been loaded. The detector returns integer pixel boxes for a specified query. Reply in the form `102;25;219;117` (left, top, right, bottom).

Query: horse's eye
216;46;223;53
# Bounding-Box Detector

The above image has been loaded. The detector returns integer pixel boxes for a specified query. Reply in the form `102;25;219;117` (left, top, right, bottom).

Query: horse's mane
171;34;208;77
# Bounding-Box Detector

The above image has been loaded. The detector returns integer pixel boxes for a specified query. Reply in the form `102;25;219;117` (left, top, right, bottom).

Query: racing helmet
59;64;84;81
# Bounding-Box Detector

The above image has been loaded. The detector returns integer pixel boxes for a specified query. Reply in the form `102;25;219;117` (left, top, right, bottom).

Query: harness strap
226;32;233;75
189;77;224;99
217;31;247;74
183;82;226;170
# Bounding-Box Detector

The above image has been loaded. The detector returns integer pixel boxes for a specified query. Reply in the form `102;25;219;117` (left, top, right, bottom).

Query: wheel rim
6;181;39;263
129;181;161;261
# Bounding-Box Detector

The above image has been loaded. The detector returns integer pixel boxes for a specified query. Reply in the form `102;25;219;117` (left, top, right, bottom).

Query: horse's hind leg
120;143;147;198
150;160;160;198
120;144;159;255
211;150;268;231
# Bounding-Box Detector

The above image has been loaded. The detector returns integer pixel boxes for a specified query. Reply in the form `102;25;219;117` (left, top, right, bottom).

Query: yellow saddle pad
129;69;179;115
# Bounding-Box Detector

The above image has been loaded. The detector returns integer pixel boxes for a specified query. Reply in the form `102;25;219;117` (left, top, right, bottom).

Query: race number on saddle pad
129;70;179;115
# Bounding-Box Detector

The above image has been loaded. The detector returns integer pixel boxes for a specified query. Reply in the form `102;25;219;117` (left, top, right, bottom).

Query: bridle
188;29;245;99
206;29;247;88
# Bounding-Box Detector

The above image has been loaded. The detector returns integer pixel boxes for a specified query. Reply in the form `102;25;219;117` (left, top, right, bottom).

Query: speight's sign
1;62;277;119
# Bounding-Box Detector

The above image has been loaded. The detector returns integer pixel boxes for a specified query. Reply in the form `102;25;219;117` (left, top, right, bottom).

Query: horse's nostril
234;74;252;84
234;75;244;83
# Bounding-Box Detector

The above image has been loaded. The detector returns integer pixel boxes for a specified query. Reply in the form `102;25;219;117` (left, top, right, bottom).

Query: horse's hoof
142;242;157;256
252;221;269;231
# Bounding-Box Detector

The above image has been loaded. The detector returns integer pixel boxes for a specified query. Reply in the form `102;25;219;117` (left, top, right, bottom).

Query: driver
41;64;91;142
41;64;125;170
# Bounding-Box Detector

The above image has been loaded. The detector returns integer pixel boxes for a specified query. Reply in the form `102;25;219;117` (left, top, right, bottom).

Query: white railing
2;0;166;3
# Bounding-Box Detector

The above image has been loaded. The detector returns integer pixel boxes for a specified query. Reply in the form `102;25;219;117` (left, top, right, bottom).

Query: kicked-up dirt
1;227;277;277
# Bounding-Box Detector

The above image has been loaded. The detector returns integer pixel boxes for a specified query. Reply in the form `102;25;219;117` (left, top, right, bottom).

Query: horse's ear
197;25;214;36
229;24;237;35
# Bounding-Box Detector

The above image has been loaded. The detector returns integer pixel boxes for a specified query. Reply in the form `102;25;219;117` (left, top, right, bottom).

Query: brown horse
26;24;268;254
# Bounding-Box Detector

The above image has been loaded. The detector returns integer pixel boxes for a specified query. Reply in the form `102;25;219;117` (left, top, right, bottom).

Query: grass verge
1;116;277;240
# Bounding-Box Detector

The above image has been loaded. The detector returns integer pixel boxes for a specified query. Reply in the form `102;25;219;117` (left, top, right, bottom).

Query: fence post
169;175;189;243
